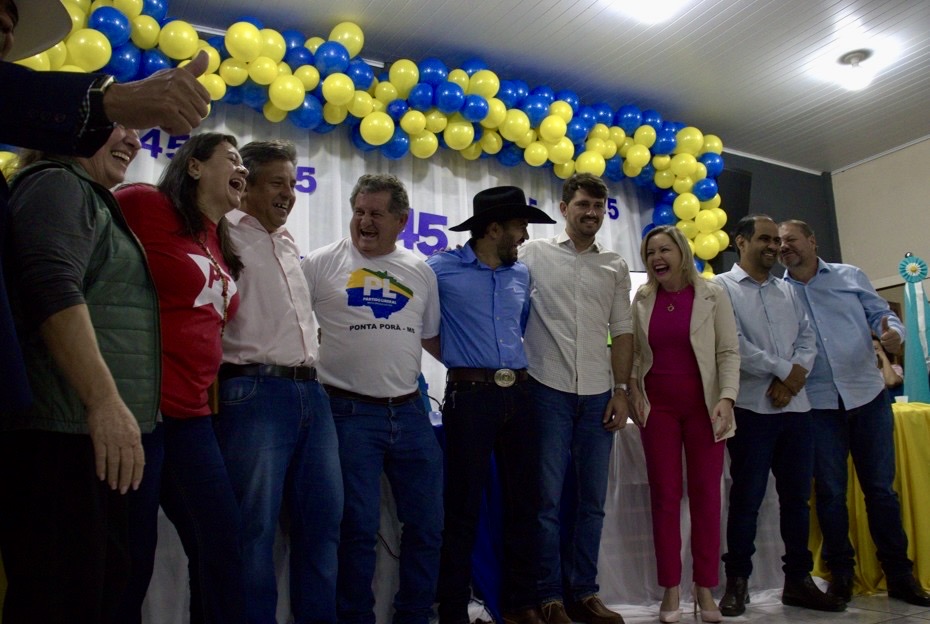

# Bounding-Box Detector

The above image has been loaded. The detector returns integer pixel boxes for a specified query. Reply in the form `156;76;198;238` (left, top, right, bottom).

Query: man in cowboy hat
426;185;555;624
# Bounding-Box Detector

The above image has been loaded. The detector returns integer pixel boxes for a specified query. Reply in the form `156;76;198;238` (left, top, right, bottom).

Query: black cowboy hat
7;0;71;62
449;186;557;232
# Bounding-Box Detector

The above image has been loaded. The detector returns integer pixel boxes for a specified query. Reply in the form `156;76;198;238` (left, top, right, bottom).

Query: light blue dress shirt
426;243;530;369
783;259;904;411
715;264;816;414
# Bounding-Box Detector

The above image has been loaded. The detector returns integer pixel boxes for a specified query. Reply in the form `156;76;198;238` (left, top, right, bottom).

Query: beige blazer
630;277;741;439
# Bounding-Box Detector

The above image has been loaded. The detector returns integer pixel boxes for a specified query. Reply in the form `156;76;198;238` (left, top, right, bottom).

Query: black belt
446;367;528;387
219;363;317;382
323;385;421;406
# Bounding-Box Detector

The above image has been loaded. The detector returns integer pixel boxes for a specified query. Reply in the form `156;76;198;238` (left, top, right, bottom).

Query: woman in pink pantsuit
628;225;740;623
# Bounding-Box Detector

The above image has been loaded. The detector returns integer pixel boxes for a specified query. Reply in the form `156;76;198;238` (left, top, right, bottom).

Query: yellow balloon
88;0;111;13
198;73;227;100
219;58;249;86
467;69;499;98
347;90;374;118
69;0;91;12
269;75;306;111
444;121;475;151
262;101;287;123
277;61;292;76
714;230;730;251
701;266;716;279
158;20;198;60
425;110;448;133
321;73;355;106
602;140;617;160
447;69;469;89
360;111;395;146
702;134;723;155
259;29;286;63
609;126;626;145
694;232;720;260
625;144;651;168
0;151;19;180
576;150;606;176
62;1;88;35
619;136;634;157
293;65;320;90
367;77;379;96
675;126;704;155
585;137;606;157
633;124;657;148
652;154;671;171
400;110;427;135
410;131;439;159
304;36;325;53
622;160;642;178
553;161;576;180
693;162;707;181
670;153;698;177
700;193;722;210
549;101;573;123
460;142;483;161
499;109;530;142
586;124;607;142
654;169;675;189
548;137;574;165
15;53;50;71
370;99;385;113
57;64;86;72
323;102;348;125
695;209;718;234
112;0;142;17
226;22;263;62
673;176;694;194
45;42;68;69
66;28;111;71
711;206;727;229
480;98;507;129
479;130;503;155
524;142;549;167
676;219;699;240
247;56;279;85
673;193;700;221
515;128;537;149
197;44;221;73
329;22;364;58
374;81;398;104
388;59;418;98
130;15;159;49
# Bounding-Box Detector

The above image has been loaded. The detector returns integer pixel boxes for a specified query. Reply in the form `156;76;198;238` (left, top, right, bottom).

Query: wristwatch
87;74;116;129
614;383;630;395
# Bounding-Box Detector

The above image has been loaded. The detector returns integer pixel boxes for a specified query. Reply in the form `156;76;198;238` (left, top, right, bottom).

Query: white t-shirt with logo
302;238;440;397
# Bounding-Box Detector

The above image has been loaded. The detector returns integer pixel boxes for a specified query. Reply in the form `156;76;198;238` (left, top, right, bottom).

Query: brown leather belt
446;367;529;388
323;385;421;406
219;363;317;382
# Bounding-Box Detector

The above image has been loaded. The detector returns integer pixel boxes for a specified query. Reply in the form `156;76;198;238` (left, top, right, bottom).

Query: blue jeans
530;378;614;604
160;415;247;624
811;390;913;581
723;409;814;580
330;393;444;624
215;376;343;624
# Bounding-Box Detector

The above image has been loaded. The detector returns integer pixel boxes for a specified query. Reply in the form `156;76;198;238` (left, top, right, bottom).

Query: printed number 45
398;209;448;256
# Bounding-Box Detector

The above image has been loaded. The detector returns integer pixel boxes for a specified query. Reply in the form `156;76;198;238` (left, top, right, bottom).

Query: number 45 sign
398;209;448;256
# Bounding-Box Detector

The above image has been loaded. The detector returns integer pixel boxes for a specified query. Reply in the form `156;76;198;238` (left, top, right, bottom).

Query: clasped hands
766;363;808;408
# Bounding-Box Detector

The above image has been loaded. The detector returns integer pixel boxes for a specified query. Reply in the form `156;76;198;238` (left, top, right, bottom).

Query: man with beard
713;215;843;616
425;186;556;624
778;219;930;607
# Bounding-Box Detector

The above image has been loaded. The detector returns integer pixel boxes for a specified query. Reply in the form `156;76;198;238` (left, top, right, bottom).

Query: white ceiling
169;0;930;174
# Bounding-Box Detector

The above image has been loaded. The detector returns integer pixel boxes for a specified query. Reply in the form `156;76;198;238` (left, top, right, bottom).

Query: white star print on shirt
189;253;238;316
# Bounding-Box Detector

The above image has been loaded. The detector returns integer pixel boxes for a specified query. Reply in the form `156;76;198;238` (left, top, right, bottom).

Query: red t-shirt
116;184;240;418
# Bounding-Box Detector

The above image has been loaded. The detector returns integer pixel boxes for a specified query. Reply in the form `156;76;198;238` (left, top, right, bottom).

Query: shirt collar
556;230;602;253
731;262;776;286
783;257;829;284
228;209;289;237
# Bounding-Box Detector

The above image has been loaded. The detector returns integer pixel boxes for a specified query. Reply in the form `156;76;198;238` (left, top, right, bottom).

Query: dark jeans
812;390;913;581
330;393;444;624
723;408;814;580
0;430;129;624
215;376;343;624
437;380;537;619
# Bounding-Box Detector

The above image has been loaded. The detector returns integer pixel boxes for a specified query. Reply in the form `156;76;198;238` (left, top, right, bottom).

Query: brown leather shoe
565;595;625;624
540;600;573;624
503;607;544;624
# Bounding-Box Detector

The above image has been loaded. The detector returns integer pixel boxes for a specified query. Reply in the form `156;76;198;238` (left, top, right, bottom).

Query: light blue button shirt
783;259;904;410
715;264;816;414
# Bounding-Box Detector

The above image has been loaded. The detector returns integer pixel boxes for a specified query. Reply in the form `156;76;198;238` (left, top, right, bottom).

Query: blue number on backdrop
398;208;420;250
139;129;163;159
397;208;449;256
165;134;189;159
295;166;317;194
607;197;619;220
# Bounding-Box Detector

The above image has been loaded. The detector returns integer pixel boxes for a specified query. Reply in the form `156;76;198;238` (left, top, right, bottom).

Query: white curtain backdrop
127;106;790;623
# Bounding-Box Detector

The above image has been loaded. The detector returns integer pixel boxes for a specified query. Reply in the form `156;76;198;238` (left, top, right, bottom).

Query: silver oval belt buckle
493;368;516;387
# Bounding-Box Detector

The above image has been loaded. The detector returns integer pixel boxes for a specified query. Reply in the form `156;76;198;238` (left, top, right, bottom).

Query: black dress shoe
504;607;544;624
782;575;846;612
719;576;749;616
887;575;930;607
827;574;853;603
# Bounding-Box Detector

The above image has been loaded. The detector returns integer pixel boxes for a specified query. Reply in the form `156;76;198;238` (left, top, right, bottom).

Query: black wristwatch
87;74;116;129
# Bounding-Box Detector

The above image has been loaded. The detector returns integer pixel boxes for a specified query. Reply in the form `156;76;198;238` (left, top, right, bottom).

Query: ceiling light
612;0;693;24
837;48;875;91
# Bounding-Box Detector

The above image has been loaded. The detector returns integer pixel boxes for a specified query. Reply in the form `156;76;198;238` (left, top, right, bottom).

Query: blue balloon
642;109;663;129
381;129;410;160
461;95;489;122
241;80;269;108
378;71;389;82
635;163;657;188
642;223;657;238
554;89;580;113
90;6;131;47
605;155;622;177
281;29;306;50
141;0;167;21
207;35;227;58
576;106;597;129
652;131;677;155
663;120;686;133
314;41;350;77
284;46;313;71
656;189;677;205
221;85;243;105
692;178;719;202
520;95;549;128
141;49;171;77
434;81;465;114
510;80;529;106
566;118;589;144
530;85;555;104
615;104;642;134
694;259;705;272
287;93;323;130
699;153;725;178
593;102;614;126
159;16;176;27
496;143;523;167
345;57;374;89
417;57;448;87
350;124;377;151
653;204;676;226
407;83;434;112
459;57;488;76
235;15;264;29
102;42;141;82
314;121;337;135
386;99;409;121
496;80;519;108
